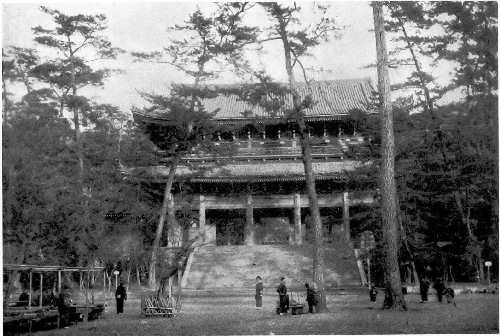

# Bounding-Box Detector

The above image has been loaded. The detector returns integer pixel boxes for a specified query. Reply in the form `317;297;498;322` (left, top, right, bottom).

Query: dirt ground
35;292;498;335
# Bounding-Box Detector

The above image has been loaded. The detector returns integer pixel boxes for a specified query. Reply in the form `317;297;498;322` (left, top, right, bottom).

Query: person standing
115;281;127;314
57;287;72;328
419;277;430;303
277;277;287;315
369;284;378;302
305;283;317;313
255;276;263;309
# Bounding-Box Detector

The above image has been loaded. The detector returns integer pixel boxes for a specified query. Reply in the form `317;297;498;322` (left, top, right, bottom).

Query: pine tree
132;4;257;289
372;1;407;310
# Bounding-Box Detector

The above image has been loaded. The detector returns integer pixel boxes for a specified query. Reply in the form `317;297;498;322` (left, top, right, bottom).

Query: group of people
255;276;319;314
368;277;455;305
419;277;455;304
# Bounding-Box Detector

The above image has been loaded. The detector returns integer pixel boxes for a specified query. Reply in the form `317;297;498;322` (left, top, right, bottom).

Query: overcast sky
3;1;454;114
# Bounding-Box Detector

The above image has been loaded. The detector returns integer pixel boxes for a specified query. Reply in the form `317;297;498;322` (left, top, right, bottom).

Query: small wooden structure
289;291;305;315
275;291;305;315
3;264;106;330
141;294;181;318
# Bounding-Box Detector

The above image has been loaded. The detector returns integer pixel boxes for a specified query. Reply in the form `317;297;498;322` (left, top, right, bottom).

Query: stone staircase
184;238;360;290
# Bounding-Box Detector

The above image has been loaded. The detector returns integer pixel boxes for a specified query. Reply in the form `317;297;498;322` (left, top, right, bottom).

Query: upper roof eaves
133;78;375;123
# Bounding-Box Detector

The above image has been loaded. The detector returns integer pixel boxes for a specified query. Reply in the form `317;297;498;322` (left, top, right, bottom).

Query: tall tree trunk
373;1;407;310
276;10;327;312
69;53;84;189
148;155;180;289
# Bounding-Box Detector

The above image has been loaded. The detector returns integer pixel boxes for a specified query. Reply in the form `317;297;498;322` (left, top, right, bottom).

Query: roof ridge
171;78;372;88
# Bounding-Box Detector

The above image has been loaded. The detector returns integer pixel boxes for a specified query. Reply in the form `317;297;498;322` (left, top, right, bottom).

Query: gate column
245;194;255;245
199;195;206;242
294;193;302;245
342;191;351;241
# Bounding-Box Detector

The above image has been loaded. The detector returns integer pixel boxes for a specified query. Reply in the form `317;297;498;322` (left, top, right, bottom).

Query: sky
2;1;455;114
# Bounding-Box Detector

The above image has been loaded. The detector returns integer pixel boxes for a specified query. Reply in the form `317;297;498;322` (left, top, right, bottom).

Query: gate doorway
207;210;245;246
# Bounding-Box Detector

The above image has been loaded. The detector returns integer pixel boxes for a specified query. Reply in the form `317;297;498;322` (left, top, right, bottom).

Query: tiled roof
122;160;366;183
133;78;374;123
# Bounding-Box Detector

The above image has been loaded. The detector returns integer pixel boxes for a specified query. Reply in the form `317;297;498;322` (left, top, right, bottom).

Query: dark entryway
208;209;245;246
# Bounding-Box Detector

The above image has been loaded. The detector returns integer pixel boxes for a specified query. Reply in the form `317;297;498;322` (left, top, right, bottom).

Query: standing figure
255;276;263;309
433;278;445;303
57;288;72;328
419;277;430;303
115;282;127;314
305;283;317;313
276;277;288;315
369;285;378;302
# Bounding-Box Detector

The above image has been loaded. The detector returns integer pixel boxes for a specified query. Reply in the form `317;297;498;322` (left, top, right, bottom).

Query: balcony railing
155;135;366;163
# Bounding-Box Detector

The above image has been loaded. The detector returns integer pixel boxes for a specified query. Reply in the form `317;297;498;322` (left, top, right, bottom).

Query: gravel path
35;292;498;335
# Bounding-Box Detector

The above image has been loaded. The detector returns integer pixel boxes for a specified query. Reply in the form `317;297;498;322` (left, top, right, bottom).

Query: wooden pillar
39;273;43;308
28;271;32;309
245;194;255;245
199;194;206;242
343;191;351;241
294;194;302;245
288;217;294;245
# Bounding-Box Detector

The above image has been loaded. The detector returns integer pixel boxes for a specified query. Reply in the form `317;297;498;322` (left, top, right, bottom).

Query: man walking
115;281;127;314
305;283;317;313
277;277;288;315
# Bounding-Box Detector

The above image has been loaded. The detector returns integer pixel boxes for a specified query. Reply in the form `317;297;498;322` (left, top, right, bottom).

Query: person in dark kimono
115;282;127;314
305;283;317;313
17;290;29;307
255;276;263;309
433;278;445;303
369;285;378;302
419;277;430;303
277;277;287;315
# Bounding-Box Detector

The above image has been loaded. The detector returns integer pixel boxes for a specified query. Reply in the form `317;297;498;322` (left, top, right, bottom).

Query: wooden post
39;273;43;308
91;270;95;305
103;270;107;310
58;270;62;293
342;192;351;241
294;193;302;245
28;271;32;309
245;194;255;245
199;195;206;242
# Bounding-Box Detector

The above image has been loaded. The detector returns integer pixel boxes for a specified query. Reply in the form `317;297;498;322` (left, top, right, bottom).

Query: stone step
185;242;360;289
